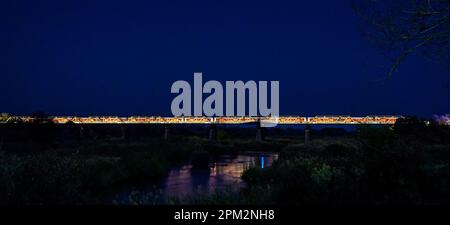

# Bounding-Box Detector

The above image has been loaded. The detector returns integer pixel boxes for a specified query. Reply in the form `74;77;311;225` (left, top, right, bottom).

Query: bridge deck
4;116;401;125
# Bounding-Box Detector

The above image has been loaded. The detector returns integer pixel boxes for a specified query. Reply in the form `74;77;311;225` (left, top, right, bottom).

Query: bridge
2;116;403;144
6;115;400;125
2;115;448;143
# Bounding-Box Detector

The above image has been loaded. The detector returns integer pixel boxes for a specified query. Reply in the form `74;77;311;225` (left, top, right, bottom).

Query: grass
0;133;295;204
1;119;449;205
240;125;450;205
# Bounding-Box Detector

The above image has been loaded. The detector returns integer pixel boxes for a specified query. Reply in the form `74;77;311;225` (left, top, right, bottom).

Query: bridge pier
120;126;126;139
209;124;217;141
79;126;85;139
304;124;311;145
256;120;263;142
164;124;170;140
89;127;98;140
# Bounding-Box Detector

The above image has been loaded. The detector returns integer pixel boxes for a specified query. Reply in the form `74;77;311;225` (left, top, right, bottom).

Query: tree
352;0;450;80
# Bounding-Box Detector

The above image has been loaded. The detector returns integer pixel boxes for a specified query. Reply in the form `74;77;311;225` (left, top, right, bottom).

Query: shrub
81;157;123;191
120;152;169;181
0;152;87;204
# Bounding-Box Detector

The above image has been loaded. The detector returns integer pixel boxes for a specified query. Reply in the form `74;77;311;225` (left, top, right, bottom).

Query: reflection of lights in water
260;156;264;169
162;153;278;197
109;153;280;203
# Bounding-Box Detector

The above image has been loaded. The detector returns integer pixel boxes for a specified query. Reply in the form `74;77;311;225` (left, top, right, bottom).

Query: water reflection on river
109;152;278;203
161;152;278;198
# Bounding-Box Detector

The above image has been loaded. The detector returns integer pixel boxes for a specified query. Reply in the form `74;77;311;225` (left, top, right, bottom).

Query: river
108;152;278;204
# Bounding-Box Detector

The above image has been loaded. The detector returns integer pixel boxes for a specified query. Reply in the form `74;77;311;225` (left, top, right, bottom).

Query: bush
357;125;396;147
278;144;306;160
0;152;87;204
81;157;123;191
120;152;169;181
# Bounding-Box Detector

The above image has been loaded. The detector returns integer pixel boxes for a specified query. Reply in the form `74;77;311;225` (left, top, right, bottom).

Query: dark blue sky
1;0;449;117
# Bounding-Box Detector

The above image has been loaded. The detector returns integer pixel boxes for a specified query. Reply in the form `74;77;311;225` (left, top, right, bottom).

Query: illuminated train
7;115;402;125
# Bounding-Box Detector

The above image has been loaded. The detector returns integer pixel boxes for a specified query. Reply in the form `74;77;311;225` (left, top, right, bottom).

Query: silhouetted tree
352;0;450;80
394;116;450;144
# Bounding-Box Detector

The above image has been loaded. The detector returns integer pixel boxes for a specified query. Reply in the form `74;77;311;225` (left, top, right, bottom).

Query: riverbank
0;134;294;204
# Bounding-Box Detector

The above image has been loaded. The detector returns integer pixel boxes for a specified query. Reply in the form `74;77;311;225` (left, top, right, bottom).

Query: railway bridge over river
3;115;404;143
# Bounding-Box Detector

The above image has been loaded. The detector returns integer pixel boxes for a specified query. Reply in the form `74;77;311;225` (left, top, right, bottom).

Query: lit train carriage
277;117;295;124
340;116;354;123
127;116;149;123
308;116;352;124
241;116;259;123
152;116;164;123
242;117;259;123
126;116;137;123
66;117;79;123
365;115;400;124
73;117;86;123
183;117;212;124
350;117;366;124
308;116;335;124
67;116;80;123
215;117;233;123
330;116;352;124
103;116;121;123
215;117;256;124
307;116;324;124
225;117;245;123
359;116;374;124
152;116;162;123
64;117;76;123
87;117;101;123
131;116;157;123
51;117;69;123
85;117;103;123
77;117;85;123
94;117;105;123
146;116;160;123
119;117;130;123
69;117;82;123
283;116;308;124
158;117;182;123
118;117;125;123
377;115;400;124
300;117;308;123
50;117;62;123
355;118;367;123
78;117;89;123
257;116;282;125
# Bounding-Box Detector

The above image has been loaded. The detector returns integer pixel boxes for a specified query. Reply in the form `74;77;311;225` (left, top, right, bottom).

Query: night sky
1;0;449;118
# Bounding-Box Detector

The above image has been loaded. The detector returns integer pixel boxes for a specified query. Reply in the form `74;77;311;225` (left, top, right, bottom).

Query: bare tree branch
352;0;450;80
